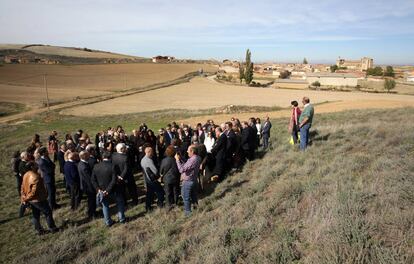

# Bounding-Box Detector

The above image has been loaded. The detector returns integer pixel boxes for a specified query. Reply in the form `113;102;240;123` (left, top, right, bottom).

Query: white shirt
256;123;262;135
204;136;215;153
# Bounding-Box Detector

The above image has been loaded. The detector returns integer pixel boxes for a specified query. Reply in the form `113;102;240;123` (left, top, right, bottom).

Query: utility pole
124;72;127;90
43;74;50;112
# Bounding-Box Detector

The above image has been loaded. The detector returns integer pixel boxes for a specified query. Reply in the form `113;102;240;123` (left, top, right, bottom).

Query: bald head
302;97;310;104
144;146;154;157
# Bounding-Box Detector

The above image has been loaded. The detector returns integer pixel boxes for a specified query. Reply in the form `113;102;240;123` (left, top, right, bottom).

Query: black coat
112;152;132;181
88;156;98;170
57;150;65;174
226;129;237;156
37;157;56;184
91;160;116;193
160;156;180;184
78;161;95;194
211;133;227;175
241;126;256;151
64;161;80;186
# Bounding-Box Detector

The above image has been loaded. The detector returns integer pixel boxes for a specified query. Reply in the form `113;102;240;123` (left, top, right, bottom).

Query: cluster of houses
218;57;413;87
152;55;175;63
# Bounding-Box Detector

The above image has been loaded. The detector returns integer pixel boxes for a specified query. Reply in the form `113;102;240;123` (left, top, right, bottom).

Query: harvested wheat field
62;76;414;117
0;63;217;107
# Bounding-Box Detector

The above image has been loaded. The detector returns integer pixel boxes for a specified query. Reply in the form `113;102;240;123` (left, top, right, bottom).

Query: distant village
219;57;414;88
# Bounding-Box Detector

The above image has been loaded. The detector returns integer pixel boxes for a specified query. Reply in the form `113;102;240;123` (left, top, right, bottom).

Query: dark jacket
88;156;98;170
164;131;175;146
37;157;56;184
91;160;116;193
211;133;227;161
112;152;132;182
226;129;237;156
64;160;80;186
262;121;272;136
160;156;180;184
78;160;94;194
241;126;256;151
19;160;30;177
57;150;65;174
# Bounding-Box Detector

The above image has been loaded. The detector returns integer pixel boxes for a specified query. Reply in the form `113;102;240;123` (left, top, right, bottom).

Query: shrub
384;79;396;92
312;81;321;87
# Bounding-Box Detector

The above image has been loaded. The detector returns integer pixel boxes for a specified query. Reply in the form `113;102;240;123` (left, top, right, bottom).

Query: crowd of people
10;97;314;234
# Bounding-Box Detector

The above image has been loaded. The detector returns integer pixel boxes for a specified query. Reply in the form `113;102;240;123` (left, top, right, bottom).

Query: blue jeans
181;181;198;216
300;123;311;150
101;192;125;226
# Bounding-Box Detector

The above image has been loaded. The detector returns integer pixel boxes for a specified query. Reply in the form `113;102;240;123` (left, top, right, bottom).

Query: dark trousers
127;178;139;205
15;175;22;196
86;192;96;218
292;124;299;144
19;203;29;217
70;183;81;210
243;149;254;161
145;181;165;211
29;201;56;232
263;134;270;149
164;182;180;207
45;182;57;209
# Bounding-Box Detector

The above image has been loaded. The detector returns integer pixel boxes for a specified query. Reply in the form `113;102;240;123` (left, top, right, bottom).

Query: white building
306;72;360;87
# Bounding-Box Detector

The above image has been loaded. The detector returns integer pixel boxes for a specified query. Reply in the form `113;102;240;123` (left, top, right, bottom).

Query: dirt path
62;76;414;117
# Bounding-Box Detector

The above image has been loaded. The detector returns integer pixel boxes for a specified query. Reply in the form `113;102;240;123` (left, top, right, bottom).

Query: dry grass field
0;63;218;107
0;107;412;263
62;77;414;117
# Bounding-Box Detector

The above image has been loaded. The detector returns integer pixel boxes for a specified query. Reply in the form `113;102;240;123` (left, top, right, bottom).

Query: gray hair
20;151;29;159
116;143;126;153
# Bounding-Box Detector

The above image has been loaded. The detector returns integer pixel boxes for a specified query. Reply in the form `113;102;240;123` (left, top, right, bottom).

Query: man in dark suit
262;116;272;149
164;124;175;146
37;147;60;210
78;151;96;220
64;152;81;210
92;152;125;226
112;143;139;205
241;122;256;161
86;144;98;169
225;122;237;170
249;118;258;151
210;127;227;182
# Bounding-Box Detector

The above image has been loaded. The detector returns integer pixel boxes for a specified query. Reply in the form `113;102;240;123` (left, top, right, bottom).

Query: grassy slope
0;108;413;263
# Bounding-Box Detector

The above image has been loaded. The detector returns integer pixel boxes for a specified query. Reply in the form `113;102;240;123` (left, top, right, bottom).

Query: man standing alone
298;97;314;150
175;145;201;216
261;116;272;149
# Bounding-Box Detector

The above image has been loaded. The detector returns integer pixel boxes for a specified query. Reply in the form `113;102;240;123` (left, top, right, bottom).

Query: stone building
336;57;373;71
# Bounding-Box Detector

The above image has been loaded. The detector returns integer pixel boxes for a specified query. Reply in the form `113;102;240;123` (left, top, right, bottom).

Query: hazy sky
1;0;414;64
